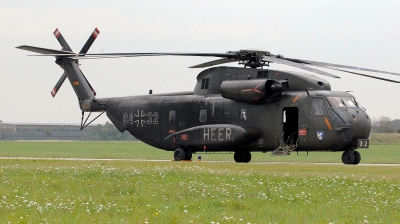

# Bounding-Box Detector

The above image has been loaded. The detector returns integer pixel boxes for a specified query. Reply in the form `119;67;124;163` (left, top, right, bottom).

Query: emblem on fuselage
317;131;324;140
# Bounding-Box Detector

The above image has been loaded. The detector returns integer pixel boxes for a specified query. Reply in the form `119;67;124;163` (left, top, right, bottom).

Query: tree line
371;117;400;133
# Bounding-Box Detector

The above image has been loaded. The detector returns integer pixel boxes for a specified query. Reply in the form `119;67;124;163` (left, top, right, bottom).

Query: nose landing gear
342;150;361;165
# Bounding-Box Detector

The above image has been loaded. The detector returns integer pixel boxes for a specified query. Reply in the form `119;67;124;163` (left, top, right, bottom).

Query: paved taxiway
0;157;399;166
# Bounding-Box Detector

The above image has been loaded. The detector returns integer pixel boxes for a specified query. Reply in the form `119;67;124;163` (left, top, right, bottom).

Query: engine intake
220;79;288;103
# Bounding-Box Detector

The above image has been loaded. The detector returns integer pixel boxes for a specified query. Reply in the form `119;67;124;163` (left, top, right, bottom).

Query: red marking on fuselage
299;129;307;136
181;134;188;141
292;94;303;103
241;82;264;95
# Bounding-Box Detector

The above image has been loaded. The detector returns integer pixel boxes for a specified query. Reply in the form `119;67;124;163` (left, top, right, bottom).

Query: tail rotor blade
53;28;73;52
51;29;72;98
51;73;67;97
79;28;100;54
76;28;100;96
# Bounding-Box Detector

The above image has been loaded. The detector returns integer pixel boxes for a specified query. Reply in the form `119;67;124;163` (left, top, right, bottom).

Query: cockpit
326;97;360;108
309;91;371;149
311;92;366;117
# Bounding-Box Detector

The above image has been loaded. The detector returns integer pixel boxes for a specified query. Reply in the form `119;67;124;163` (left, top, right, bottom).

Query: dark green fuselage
93;67;371;153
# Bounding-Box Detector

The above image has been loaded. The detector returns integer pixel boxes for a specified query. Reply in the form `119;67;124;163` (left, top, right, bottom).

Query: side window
312;97;328;115
205;78;209;89
201;78;209;89
257;71;268;78
240;109;247;121
199;109;207;122
169;110;176;123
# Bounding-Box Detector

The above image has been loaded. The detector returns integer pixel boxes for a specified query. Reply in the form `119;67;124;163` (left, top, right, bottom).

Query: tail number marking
123;111;159;127
147;112;159;124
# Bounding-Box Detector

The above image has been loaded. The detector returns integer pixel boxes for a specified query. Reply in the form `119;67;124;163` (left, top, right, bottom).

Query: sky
1;0;400;124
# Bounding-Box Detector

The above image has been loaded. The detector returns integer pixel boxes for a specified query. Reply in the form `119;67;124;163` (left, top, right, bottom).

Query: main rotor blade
79;28;100;54
285;57;400;76
17;48;236;59
16;45;77;56
328;68;400;83
189;58;239;68
82;52;236;58
51;73;67;97
263;55;341;78
53;28;73;52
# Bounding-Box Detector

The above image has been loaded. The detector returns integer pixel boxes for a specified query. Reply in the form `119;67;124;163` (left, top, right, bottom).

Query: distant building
0;123;95;140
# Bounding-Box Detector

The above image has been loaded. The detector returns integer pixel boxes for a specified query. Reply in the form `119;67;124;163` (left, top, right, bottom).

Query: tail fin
16;45;96;104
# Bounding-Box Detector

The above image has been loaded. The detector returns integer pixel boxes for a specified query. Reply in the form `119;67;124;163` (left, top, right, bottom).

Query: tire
353;151;361;165
341;150;355;165
174;148;186;161
184;148;192;160
234;151;244;163
243;151;252;163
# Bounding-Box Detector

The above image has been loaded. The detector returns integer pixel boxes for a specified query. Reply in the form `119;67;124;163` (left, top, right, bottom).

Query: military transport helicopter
17;28;400;165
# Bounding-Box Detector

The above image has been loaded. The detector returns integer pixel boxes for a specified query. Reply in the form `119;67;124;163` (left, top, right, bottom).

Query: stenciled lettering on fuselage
123;110;159;127
203;128;232;142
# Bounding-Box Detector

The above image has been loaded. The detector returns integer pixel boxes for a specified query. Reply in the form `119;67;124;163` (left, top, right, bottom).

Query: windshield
327;97;359;108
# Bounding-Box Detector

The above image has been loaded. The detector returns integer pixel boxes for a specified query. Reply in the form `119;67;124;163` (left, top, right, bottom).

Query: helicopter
17;28;400;165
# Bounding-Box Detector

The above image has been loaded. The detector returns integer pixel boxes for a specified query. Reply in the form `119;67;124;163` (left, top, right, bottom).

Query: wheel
184;148;192;160
341;150;355;164
174;148;186;161
234;151;244;163
353;151;361;165
243;151;252;163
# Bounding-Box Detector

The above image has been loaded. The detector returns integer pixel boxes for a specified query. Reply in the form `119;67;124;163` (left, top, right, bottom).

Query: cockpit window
344;98;357;107
312;97;328;115
327;97;358;108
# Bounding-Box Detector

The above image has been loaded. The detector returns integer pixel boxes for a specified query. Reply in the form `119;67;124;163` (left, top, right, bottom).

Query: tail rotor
51;28;100;97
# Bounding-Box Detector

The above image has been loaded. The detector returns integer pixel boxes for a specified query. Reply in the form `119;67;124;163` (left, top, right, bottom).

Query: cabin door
283;107;299;145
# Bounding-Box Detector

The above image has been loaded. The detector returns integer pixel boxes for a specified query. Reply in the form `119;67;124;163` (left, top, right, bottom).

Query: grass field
0;141;399;164
0;141;400;163
0;141;399;223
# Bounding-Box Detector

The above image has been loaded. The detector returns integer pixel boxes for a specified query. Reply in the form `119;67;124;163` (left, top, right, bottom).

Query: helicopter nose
350;110;371;138
329;108;371;148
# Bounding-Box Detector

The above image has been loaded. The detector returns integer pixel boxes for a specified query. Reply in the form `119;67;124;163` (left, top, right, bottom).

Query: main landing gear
174;148;192;161
341;150;361;165
234;151;251;163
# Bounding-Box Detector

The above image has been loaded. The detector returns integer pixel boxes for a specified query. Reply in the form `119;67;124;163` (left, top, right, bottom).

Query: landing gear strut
234;151;251;163
341;150;361;165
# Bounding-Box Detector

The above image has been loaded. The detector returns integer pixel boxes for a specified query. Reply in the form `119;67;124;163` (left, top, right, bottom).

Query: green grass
0;141;399;164
0;141;399;223
370;133;400;145
0;160;399;223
